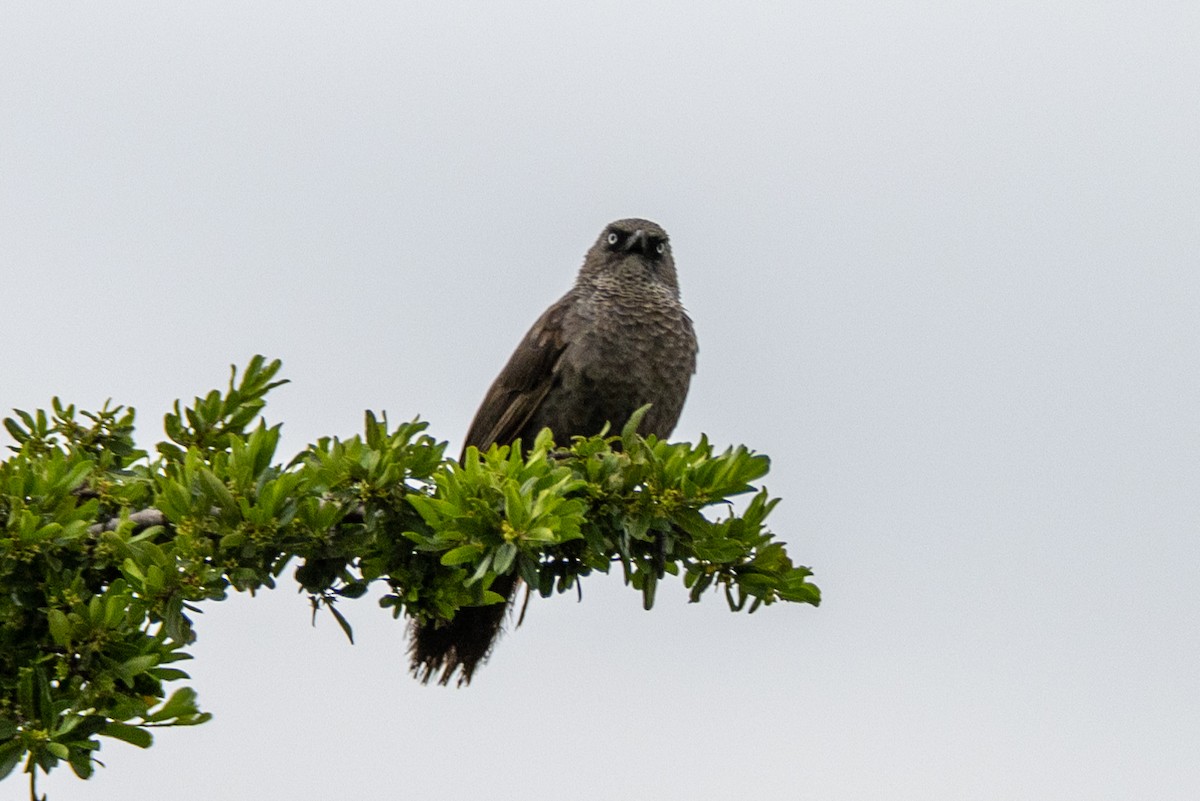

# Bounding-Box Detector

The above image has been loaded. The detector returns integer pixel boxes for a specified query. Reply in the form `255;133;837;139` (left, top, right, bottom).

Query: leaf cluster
0;357;818;793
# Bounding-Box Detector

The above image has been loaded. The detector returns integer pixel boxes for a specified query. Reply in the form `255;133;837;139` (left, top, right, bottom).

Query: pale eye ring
606;232;619;245
655;242;666;255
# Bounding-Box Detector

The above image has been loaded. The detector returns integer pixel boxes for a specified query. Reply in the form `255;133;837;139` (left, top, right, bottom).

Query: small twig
87;508;168;535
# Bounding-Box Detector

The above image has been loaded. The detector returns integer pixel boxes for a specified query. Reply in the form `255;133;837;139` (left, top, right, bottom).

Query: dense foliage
0;356;818;795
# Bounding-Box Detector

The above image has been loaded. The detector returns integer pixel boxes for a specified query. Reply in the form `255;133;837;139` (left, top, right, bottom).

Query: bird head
579;218;680;293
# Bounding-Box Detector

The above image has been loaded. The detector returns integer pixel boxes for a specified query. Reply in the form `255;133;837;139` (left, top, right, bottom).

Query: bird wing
460;293;573;458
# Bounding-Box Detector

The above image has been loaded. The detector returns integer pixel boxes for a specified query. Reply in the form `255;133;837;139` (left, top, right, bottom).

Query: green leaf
68;748;95;779
47;609;72;646
100;721;153;749
641;572;658;610
492;542;517;574
621;404;653;441
198;467;238;513
328;603;355;644
0;738;22;781
143;687;202;724
149;668;191;682
692;540;747;563
440;545;483;566
2;416;26;443
113;655;158;685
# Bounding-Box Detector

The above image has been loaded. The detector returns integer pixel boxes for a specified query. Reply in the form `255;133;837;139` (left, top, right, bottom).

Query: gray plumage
410;218;698;686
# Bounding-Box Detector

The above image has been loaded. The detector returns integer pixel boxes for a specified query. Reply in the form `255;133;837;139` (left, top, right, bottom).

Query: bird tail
408;574;519;687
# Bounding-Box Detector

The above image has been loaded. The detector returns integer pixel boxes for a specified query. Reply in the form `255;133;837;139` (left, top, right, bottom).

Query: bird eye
655;242;666;255
606;232;620;246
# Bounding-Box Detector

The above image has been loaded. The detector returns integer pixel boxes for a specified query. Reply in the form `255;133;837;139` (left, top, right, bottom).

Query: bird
409;218;698;686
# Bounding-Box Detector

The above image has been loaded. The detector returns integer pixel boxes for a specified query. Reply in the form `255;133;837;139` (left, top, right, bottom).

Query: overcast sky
2;3;1198;799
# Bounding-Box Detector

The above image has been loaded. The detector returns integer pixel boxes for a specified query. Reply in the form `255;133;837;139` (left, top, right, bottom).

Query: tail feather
409;574;518;686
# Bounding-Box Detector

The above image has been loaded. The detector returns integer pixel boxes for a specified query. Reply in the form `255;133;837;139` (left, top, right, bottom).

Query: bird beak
624;229;648;255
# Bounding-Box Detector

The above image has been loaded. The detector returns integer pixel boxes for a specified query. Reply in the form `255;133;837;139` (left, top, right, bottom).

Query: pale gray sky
3;3;1198;799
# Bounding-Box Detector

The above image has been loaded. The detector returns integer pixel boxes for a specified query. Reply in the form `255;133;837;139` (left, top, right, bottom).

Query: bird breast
549;287;696;439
